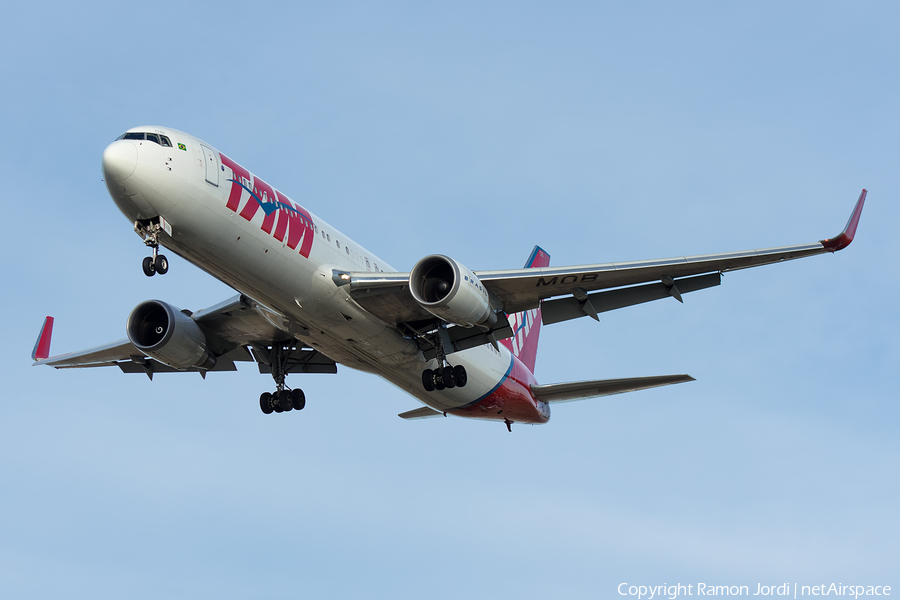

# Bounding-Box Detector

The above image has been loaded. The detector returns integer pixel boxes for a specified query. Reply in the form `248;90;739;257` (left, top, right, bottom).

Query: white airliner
31;127;867;430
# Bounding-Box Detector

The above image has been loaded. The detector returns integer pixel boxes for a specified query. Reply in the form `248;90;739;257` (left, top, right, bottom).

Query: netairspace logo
618;583;891;599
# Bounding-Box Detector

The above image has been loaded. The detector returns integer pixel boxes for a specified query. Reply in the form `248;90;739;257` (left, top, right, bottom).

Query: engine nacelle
410;255;496;328
126;300;216;370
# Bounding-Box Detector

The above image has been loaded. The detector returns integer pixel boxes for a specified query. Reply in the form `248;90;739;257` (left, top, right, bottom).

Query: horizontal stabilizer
398;406;445;420
531;374;695;403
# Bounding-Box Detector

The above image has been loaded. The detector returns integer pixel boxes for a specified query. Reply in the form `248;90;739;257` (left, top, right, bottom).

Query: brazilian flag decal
178;143;187;151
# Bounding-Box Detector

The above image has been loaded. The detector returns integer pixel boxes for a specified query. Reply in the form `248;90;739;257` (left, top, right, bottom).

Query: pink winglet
821;189;867;252
32;316;54;361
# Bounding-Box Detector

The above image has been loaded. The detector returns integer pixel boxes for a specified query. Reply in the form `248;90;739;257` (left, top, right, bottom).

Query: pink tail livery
450;246;551;429
500;246;550;374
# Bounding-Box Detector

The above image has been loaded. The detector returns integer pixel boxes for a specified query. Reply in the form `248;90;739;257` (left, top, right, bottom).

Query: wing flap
116;356;239;375
531;374;695;403
542;272;721;325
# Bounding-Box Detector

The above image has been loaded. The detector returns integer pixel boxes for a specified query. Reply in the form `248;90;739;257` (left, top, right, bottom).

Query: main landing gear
422;364;468;392
419;324;468;392
259;388;305;414
258;343;306;415
135;220;169;277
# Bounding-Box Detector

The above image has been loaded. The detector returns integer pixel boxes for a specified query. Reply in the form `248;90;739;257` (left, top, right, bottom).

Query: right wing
32;294;337;378
342;189;866;324
483;189;866;312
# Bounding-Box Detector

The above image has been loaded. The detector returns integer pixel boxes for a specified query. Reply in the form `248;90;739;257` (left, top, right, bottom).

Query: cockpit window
115;132;173;147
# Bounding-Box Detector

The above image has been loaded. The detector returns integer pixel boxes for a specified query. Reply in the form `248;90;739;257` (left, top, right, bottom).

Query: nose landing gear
135;219;169;277
141;253;168;277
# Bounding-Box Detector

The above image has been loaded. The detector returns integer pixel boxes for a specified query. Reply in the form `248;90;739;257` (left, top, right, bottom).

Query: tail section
500;246;550;373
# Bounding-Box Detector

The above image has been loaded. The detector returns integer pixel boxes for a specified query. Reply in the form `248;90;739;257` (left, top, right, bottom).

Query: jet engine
409;255;497;328
126;300;216;370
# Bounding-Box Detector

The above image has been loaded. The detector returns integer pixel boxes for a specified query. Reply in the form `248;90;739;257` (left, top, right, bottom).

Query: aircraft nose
102;141;137;182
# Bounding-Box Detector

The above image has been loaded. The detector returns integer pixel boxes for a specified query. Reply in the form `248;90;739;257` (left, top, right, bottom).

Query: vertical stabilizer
500;246;550;373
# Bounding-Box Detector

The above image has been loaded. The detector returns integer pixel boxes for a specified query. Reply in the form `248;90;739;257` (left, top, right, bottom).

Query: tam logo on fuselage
220;153;315;258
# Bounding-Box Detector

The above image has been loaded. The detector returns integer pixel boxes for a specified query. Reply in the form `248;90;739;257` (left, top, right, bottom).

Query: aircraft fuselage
101;126;551;425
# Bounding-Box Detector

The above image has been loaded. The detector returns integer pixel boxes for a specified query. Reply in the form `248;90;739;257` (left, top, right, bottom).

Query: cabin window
336;240;341;249
346;246;350;255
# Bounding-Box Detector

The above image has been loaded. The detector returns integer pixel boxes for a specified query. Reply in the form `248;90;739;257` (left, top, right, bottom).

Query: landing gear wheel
142;256;155;277
290;388;306;411
435;371;446;391
443;366;456;389
422;369;435;392
273;402;284;413
276;391;292;411
259;392;273;414
154;254;169;275
454;365;468;387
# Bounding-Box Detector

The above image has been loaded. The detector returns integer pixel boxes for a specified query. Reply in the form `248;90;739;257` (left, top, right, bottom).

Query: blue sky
1;2;897;598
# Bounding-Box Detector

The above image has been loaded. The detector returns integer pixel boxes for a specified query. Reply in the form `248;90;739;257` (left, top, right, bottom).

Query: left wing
32;295;337;378
343;189;866;325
